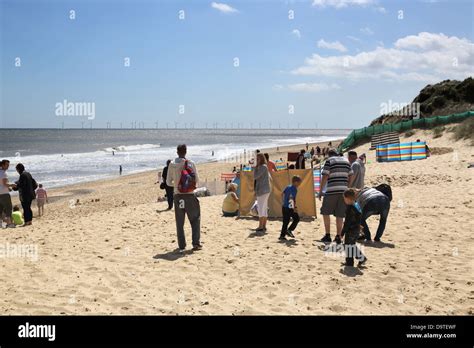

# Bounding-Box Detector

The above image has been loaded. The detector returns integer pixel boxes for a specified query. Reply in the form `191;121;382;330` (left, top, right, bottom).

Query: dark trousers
21;199;33;223
361;195;390;240
344;228;365;266
165;186;174;209
173;194;201;249
281;207;299;235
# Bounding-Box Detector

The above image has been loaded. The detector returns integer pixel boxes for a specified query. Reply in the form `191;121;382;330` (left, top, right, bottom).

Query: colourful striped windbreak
386;143;401;162
411;142;427;160
376;144;388;162
221;173;236;181
399;142;412;161
376;142;426;162
275;160;287;171
313;168;321;196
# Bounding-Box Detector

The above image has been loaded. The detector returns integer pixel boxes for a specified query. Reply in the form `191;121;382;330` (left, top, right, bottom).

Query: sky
1;0;473;129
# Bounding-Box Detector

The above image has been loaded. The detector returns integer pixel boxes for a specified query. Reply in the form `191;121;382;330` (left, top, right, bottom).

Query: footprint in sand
329;304;346;313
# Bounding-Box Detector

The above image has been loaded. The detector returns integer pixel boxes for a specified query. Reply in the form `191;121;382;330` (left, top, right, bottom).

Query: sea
0;128;351;189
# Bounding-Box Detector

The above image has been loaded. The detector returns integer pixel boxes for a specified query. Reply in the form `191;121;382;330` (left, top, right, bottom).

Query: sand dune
0;133;472;315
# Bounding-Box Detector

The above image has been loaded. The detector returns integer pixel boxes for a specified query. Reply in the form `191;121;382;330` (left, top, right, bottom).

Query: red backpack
177;160;197;193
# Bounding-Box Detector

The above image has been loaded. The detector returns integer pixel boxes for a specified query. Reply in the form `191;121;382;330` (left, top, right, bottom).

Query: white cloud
288;82;341;92
292;29;301;39
291;32;474;82
272;84;284;91
312;0;376;9
347;35;361;42
360;27;374;35
211;2;239;14
312;0;386;13
274;82;341;92
317;39;347;52
394;32;465;51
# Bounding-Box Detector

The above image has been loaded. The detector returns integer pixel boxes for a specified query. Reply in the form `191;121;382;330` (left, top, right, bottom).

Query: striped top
357;187;386;210
321;156;353;195
35;188;47;199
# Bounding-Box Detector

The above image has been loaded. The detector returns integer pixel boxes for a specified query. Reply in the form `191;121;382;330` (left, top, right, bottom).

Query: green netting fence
337;111;474;153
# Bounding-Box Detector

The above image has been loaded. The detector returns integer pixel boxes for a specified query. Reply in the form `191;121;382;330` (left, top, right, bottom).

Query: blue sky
1;0;473;129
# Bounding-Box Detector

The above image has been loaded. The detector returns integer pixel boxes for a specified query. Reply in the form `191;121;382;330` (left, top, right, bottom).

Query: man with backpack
12;163;37;226
166;144;202;252
356;184;391;242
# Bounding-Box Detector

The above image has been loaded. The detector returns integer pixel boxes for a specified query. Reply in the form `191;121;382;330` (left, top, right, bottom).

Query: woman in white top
253;153;271;231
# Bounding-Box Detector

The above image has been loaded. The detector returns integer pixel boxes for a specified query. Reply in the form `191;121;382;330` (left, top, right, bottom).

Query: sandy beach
1;133;472;315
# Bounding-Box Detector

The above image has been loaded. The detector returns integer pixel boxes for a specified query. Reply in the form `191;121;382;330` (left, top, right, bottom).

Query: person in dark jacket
295;149;306;169
316;146;321;157
341;189;366;267
161;160;174;210
13;163;36;225
357;187;391;242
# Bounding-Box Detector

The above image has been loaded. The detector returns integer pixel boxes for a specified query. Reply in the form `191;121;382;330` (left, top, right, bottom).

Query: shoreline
27;138;344;201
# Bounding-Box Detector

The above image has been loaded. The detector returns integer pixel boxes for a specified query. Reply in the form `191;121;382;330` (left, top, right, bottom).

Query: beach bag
177;160;196;193
28;172;38;199
375;183;392;201
31;177;38;191
194;187;210;197
250;200;259;216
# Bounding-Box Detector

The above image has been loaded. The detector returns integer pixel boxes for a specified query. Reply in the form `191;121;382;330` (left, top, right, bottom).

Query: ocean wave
104;144;161;152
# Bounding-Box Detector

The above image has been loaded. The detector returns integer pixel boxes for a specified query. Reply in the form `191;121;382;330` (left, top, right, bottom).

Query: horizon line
0;127;354;131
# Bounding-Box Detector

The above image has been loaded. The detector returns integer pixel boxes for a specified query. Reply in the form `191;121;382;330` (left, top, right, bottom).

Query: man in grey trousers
166;144;202;252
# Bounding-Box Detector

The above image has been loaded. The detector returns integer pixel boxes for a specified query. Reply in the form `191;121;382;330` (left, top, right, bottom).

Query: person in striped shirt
319;149;354;244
